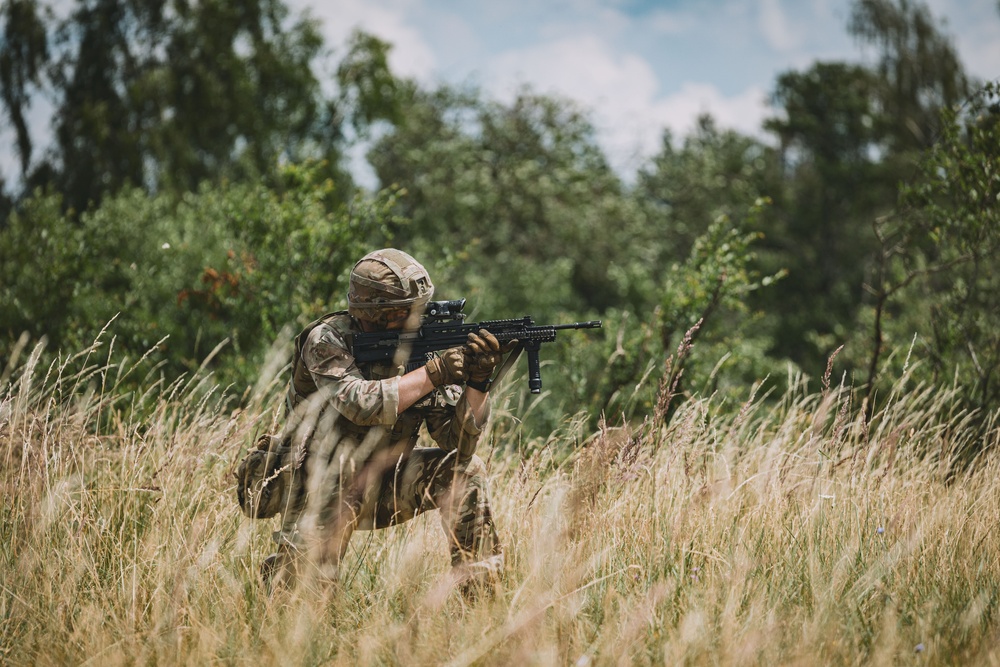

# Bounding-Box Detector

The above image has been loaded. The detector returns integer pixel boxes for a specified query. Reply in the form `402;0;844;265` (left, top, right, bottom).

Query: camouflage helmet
347;248;434;324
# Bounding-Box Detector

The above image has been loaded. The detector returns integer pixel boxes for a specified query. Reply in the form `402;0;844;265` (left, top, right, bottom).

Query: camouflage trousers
274;443;501;580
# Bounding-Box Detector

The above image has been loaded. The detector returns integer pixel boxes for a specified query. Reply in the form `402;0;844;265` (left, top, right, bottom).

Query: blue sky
294;0;1000;179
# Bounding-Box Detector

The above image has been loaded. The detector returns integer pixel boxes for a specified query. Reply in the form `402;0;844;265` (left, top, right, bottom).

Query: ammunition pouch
235;433;296;519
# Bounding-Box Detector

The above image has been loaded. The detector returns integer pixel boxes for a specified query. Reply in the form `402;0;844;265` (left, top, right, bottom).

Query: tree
368;84;640;317
849;0;970;154
51;0;326;211
0;2;405;212
633;116;786;406
0;0;48;179
635;114;781;265
0;162;394;389
864;83;1000;415
762;62;888;370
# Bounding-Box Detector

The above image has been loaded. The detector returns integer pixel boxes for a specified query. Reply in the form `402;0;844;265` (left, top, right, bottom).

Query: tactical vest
288;311;346;406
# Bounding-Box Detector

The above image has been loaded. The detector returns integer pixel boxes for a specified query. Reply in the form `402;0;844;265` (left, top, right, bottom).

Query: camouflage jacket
285;311;489;462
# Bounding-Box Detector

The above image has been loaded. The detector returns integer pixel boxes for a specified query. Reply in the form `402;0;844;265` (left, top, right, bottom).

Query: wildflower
876;526;885;535
915;643;925;653
162;242;171;249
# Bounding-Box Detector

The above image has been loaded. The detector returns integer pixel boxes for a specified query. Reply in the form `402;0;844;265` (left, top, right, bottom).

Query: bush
0;165;396;392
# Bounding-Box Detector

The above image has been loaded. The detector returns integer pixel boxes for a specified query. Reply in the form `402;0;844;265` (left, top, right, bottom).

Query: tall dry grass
2;334;1000;666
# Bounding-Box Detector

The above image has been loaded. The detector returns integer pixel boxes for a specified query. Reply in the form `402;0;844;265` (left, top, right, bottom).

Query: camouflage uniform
273;311;501;582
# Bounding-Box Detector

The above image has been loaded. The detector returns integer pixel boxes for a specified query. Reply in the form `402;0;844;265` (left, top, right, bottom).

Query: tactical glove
425;346;467;386
465;329;515;382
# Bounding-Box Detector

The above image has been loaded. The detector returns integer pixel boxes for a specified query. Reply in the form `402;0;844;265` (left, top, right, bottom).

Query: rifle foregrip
526;344;542;394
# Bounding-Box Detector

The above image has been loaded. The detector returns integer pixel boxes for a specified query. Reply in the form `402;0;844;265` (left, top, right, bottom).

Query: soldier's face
358;306;419;332
384;308;409;329
387;306;422;331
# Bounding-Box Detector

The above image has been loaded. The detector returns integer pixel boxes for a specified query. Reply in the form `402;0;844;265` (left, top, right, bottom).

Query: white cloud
480;35;771;178
759;0;802;52
924;0;1000;82
0;94;55;190
655;83;771;138
485;34;658;105
648;10;698;35
0;125;20;187
595;82;772;178
288;0;436;81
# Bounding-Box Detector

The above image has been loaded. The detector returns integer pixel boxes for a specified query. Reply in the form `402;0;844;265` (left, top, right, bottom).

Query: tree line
1;0;998;438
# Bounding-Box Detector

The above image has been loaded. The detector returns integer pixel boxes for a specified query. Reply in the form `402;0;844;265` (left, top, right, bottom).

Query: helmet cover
347;248;434;325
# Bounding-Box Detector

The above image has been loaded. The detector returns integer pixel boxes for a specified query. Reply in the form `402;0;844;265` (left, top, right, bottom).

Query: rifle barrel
551;320;603;330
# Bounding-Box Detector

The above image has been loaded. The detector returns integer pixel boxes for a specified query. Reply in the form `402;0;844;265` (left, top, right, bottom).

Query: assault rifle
352;299;602;393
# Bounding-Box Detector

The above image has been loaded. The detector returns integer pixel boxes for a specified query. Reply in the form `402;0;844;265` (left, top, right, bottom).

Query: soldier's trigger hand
425;346;467;387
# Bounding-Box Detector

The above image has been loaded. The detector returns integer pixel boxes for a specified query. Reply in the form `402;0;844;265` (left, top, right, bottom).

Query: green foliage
654;202;788;414
335;30;404;134
363;85;788;435
757;0;972;385
0;165;393;388
636;115;781;260
862;82;1000;414
658;204;780;348
0;0;49;174
526;201;785;435
767;63;882;168
369;85;641;318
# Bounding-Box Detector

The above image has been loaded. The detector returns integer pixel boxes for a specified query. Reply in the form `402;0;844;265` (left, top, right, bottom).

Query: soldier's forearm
397;367;436;414
464;386;489;425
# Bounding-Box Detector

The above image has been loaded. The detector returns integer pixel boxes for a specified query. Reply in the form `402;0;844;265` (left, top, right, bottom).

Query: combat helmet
347;248;434;327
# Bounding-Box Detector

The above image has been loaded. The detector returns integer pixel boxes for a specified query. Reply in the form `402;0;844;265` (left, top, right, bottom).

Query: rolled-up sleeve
425;388;491;461
302;325;399;426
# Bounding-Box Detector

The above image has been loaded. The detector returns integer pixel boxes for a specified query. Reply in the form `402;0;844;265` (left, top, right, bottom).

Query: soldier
256;248;508;592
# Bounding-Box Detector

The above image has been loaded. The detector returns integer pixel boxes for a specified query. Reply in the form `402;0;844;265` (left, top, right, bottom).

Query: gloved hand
465;329;515;382
425;346;467;386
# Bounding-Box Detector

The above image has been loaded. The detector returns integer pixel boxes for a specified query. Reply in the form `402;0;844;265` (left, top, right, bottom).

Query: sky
2;0;998;189
290;0;1000;181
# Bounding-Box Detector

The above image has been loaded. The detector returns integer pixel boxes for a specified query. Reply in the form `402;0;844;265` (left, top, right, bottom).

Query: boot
453;552;504;600
260;544;298;591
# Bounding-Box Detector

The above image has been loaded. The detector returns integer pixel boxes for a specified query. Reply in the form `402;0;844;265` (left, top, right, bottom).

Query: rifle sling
490;343;524;390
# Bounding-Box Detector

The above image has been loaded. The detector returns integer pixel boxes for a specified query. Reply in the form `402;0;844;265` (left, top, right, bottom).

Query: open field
2;339;999;666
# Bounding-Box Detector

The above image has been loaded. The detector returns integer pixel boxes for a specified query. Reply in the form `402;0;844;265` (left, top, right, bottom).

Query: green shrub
0;165;395;392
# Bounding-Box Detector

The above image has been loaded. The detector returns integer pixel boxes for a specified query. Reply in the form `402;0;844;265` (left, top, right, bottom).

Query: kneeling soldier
250;248;506;592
